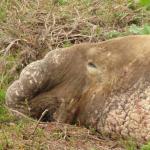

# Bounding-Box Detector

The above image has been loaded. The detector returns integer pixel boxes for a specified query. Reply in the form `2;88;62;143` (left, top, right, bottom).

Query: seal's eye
88;62;97;68
87;61;99;76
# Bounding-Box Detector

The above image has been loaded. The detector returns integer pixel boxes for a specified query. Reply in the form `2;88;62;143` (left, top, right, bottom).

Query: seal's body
6;35;150;143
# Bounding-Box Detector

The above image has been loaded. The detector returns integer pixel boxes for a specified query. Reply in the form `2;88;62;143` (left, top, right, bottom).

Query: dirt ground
1;120;132;150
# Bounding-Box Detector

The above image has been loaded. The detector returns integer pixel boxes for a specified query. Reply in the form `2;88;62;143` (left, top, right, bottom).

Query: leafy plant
57;0;68;5
141;142;150;150
63;41;72;48
129;24;150;35
105;30;122;39
139;0;150;9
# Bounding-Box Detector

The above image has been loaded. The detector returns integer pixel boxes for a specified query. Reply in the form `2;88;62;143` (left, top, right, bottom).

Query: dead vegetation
0;120;127;150
0;0;149;84
0;0;150;149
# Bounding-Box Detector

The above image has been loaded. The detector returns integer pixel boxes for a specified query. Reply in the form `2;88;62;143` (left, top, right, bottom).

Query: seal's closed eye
88;62;97;68
87;61;100;78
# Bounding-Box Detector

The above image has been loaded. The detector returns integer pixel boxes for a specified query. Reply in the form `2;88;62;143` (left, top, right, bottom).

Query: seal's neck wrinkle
97;79;150;142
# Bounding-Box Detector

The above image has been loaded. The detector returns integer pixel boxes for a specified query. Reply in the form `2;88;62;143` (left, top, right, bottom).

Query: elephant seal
6;35;150;143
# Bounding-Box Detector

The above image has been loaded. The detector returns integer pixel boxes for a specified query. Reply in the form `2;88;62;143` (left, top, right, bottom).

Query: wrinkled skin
6;35;150;144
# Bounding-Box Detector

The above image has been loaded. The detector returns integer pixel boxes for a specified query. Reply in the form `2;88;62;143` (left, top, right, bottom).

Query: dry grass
0;119;127;150
0;0;150;149
0;0;149;84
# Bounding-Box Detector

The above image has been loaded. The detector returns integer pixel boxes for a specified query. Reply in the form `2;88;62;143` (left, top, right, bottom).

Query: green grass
0;89;5;104
57;0;68;5
0;0;11;22
129;24;150;35
0;7;7;22
0;89;13;122
140;0;150;9
141;142;150;150
121;139;137;150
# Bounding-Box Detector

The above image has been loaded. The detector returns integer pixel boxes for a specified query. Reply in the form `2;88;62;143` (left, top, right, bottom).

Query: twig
5;106;37;122
3;39;21;56
30;109;49;136
63;125;67;140
0;39;28;57
29;109;48;147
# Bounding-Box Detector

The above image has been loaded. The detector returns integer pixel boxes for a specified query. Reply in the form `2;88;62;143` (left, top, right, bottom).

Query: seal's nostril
88;62;97;68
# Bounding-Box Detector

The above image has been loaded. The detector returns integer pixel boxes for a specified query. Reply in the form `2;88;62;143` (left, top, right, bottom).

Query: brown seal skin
6;35;150;143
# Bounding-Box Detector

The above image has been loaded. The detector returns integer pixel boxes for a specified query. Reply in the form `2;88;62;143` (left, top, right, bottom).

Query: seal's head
6;35;150;144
